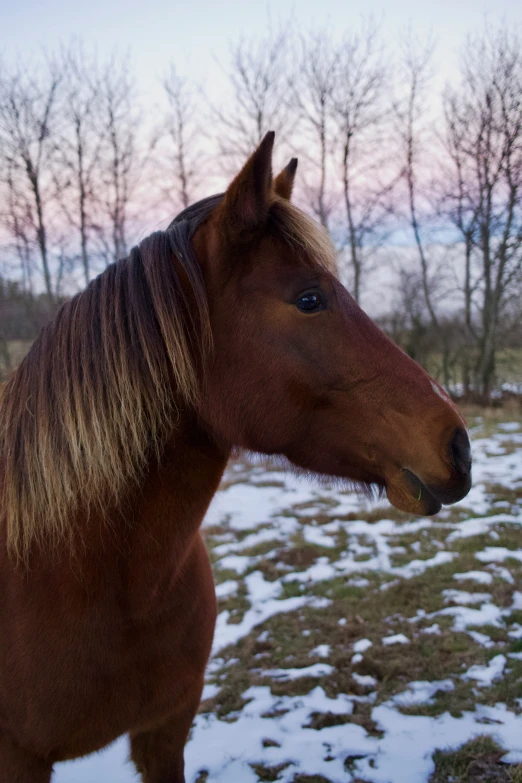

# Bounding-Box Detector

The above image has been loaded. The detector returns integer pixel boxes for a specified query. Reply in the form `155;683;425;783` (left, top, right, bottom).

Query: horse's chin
385;469;442;516
239;451;443;516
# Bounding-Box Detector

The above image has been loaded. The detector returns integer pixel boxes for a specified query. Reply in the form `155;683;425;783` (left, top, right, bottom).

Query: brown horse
0;132;471;782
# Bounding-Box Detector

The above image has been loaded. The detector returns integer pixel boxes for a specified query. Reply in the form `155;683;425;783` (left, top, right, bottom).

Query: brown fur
0;133;471;782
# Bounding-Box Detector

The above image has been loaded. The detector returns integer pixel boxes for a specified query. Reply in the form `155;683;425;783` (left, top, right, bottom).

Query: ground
55;407;522;783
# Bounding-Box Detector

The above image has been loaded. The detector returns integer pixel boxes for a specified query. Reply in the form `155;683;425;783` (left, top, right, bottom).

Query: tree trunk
342;136;361;303
28;168;54;304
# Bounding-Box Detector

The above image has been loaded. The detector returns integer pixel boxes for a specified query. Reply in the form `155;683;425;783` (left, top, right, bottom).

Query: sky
2;0;522;311
2;0;522;107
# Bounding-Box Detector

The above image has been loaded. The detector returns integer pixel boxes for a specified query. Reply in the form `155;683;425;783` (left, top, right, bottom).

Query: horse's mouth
385;469;442;516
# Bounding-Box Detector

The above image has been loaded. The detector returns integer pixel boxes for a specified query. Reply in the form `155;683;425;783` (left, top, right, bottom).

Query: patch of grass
276;544;325;569
484;658;522;711
241;540;284;558
354;631;483;705
218;583;251;624
461;403;522;437
468;624;509;644
485;483;522;505
510;768;522;783
250;761;292;781
401;680;477;719
303;702;383;738
454;525;522;555
490;582;516;609
507;610;522;627
280;580;306;599
213;567;243;584
305;578;365;602
337;506;412;525
429;735;519;782
304;711;355;730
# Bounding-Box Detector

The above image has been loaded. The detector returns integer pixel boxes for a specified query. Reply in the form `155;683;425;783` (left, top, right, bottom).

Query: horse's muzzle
426;427;472;505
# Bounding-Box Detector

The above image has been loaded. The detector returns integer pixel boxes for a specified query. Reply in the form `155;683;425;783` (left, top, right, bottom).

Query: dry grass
429;736;522;783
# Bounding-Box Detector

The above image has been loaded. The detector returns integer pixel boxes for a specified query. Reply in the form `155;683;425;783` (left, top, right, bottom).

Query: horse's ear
222;131;275;233
274;158;298;200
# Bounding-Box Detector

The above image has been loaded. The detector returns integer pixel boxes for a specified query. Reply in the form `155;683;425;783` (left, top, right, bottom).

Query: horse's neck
32;417;230;616
117;418;229;614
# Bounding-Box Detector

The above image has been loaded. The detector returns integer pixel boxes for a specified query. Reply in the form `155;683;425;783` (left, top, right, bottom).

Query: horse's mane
269;196;337;275
0;195;221;562
0;193;335;562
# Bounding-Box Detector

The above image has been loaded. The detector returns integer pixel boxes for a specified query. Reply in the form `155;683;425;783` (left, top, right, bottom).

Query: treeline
1;22;522;402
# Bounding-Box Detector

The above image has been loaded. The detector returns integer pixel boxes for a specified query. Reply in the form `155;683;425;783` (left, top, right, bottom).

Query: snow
392;679;454;707
260;663;334;681
498;421;521;432
442;589;492;604
54;739;137;783
461;655;507;686
202;683;221;701
467;630;495;648
476;547;522;564
434;602;506;631
214;594;325;654
217;554;253;574
393;551;457;577
309;644;331;658
352;672;378;689
420;624;441;635
446;513;520;541
215;580;238;599
353;638;373;653
453;570;493;585
54;419;522;782
382;633;410;646
488;565;516;584
302;523;339;548
502;750;522;764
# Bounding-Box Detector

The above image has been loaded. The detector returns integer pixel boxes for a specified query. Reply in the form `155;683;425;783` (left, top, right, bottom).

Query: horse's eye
296;291;325;313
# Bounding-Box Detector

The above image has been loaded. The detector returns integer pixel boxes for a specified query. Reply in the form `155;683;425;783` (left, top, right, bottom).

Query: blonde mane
0;201;216;563
269;198;338;276
0;193;335;563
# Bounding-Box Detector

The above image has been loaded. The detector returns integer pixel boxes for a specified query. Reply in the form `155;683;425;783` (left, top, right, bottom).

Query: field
54;407;522;783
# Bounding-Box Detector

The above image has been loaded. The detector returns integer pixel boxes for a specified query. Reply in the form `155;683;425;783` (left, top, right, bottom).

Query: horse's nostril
449;427;472;477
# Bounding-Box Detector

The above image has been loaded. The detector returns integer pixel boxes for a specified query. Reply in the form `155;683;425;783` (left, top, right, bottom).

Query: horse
0;131;471;782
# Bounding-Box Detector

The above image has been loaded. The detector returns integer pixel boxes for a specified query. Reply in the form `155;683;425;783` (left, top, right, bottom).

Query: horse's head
195;132;471;515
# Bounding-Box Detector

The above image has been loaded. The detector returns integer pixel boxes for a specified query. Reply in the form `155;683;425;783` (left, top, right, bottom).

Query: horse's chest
0;536;216;760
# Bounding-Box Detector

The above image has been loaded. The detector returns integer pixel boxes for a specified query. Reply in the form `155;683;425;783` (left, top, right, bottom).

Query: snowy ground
55;412;522;782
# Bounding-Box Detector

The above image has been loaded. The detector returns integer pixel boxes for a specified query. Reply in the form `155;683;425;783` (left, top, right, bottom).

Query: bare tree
397;40;438;324
54;45;106;286
160;66;201;212
332;22;395;303
392;36;456;385
0;57;62;302
291;31;338;231
440;82;481;395
211;26;294;170
442;25;522;401
97;59;144;264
